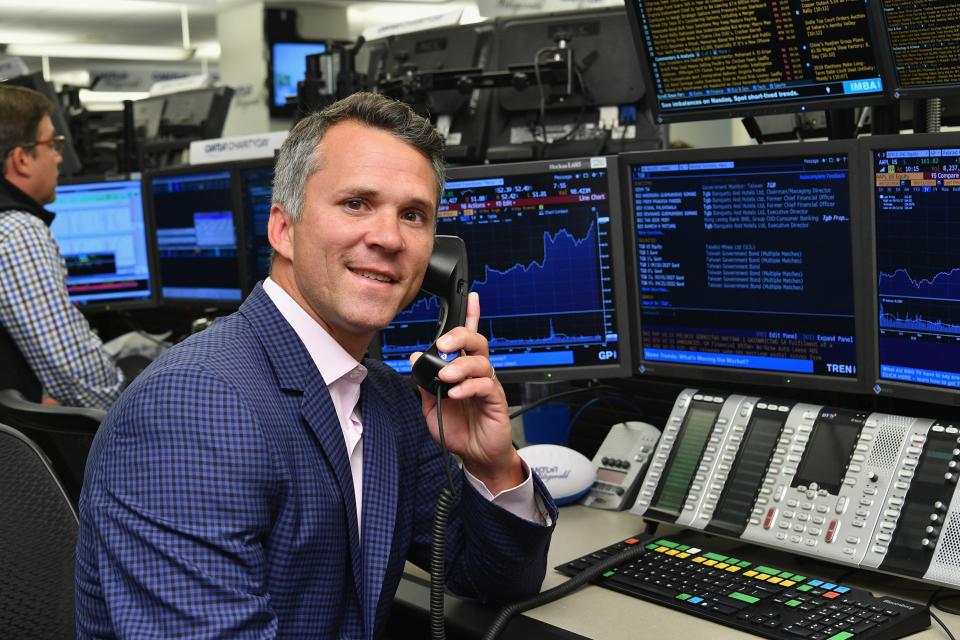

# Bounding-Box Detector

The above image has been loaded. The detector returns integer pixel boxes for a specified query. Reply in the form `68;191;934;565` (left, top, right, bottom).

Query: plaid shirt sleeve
0;211;123;409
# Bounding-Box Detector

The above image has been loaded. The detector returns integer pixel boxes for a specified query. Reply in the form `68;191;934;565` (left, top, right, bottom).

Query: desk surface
404;505;960;639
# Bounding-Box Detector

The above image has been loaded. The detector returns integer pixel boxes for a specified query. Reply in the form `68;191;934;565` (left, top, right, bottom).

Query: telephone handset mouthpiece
411;235;469;397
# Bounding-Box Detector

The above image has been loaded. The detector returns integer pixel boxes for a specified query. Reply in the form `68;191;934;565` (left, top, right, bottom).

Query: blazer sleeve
403;399;559;604
76;366;281;640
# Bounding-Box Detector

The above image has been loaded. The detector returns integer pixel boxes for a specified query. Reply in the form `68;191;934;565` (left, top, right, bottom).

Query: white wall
217;1;270;137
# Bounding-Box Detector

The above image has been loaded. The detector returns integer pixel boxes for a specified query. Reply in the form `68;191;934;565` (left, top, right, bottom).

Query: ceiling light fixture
5;42;195;62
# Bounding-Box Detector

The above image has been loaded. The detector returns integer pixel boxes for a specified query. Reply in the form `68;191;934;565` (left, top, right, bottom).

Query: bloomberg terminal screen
630;152;857;378
380;162;623;375
874;146;960;389
632;0;885;119
877;0;960;96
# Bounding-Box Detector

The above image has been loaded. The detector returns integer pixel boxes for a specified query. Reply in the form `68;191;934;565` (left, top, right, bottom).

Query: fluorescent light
194;41;221;60
0;30;78;45
6;43;194;62
0;0;199;14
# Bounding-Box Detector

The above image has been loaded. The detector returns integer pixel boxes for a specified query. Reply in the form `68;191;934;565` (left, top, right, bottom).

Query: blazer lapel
359;378;399;635
240;285;365;612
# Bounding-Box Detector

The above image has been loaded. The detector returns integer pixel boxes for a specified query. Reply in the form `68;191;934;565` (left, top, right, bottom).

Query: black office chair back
0;389;105;506
0;422;78;639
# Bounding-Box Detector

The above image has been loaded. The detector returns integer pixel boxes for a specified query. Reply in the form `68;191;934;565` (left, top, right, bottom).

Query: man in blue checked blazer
76;92;557;639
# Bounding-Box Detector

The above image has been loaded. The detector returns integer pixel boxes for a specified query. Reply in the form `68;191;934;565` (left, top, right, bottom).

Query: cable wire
482;541;648;640
430;382;456;640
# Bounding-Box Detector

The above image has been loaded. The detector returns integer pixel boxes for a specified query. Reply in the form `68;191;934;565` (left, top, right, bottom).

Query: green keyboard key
791;575;807;582
676;593;691;601
754;565;780;576
785;599;802;607
737;561;751;568
796;585;813;592
603;570;615;577
704;552;729;562
728;592;760;605
656;540;679;549
826;633;854;640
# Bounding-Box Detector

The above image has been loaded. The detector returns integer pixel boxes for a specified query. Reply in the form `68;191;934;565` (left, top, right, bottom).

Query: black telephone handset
411;235;469;397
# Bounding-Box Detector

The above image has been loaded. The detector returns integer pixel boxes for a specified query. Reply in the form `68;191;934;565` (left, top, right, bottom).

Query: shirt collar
262;277;367;387
0;177;56;226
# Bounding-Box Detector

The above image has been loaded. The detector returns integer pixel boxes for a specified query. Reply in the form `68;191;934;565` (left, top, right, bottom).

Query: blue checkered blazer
76;284;557;639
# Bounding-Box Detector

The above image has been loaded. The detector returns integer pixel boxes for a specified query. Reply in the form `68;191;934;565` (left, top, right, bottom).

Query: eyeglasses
21;135;66;155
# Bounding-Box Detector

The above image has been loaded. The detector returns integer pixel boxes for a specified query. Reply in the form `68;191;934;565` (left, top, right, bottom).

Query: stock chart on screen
874;144;960;389
378;158;628;380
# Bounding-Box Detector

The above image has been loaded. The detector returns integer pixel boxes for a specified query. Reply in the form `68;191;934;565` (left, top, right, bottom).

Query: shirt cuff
463;459;546;524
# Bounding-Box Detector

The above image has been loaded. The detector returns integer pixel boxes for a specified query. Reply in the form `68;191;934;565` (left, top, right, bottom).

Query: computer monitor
622;141;871;392
236;159;275;288
623;0;888;123
47;175;157;311
865;132;960;405
132;96;166;141
871;0;960;100
145;165;246;304
160;87;233;139
375;156;632;382
269;40;327;117
487;8;660;161
373;23;495;164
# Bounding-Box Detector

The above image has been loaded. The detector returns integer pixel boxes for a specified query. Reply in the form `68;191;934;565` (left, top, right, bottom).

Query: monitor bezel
52;173;161;313
621;0;892;124
143;162;253;309
868;0;960;101
267;39;329;119
861;131;960;407
372;155;635;383
620;140;874;394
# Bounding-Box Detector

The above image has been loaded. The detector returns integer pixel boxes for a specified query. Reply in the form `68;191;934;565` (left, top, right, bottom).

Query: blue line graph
380;317;608;355
393;222;601;323
879;302;960;336
879;267;960;300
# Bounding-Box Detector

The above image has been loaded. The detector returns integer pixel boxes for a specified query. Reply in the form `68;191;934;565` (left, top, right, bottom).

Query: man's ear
268;203;295;261
4;146;31;181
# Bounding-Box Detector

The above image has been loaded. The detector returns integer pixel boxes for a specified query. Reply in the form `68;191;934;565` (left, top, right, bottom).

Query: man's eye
402;210;426;223
345;199;364;210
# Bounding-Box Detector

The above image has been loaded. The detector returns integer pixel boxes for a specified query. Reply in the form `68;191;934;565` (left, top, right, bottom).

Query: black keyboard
557;535;930;640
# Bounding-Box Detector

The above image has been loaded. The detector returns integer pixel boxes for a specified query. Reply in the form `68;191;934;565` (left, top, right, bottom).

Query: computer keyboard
557;535;930;640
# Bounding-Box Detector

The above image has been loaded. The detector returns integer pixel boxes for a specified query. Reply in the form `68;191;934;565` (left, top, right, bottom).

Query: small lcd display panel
49;178;156;309
649;401;722;518
148;169;244;303
792;411;865;494
597;468;628;484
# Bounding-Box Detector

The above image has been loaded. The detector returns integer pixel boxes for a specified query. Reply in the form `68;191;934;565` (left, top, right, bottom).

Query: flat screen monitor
487;8;660;160
375;156;633;382
269;40;327;116
48;176;157;310
146;166;245;304
237;159;275;287
866;132;960;405
133;96;165;140
872;0;960;100
623;0;888;123
623;141;870;392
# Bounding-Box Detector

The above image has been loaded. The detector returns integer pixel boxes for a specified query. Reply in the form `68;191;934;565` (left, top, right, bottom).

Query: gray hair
272;92;446;223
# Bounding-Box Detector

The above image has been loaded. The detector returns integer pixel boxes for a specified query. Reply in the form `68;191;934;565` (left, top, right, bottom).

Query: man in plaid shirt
0;84;123;409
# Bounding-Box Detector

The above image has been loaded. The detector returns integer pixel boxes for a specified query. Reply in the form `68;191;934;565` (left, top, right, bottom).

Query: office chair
0;389;105;506
0;422;78;639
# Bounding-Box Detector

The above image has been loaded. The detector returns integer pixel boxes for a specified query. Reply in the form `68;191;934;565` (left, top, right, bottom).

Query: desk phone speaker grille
932;512;960;582
868;425;907;470
558;535;930;640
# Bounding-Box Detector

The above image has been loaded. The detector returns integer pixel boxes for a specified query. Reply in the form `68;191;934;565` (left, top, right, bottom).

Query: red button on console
826;519;839;543
764;507;778;530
